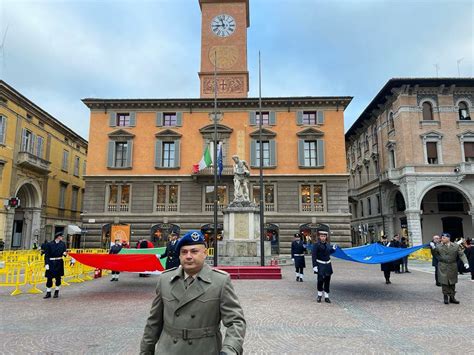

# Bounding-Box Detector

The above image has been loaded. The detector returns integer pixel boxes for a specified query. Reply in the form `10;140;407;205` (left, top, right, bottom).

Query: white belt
317;259;331;264
49;257;63;260
293;254;304;257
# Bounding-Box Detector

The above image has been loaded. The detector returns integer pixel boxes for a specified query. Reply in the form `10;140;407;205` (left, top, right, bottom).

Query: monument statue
231;155;250;203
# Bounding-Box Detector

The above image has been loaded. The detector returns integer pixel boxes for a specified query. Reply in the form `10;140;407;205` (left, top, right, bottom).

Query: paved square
1;259;472;354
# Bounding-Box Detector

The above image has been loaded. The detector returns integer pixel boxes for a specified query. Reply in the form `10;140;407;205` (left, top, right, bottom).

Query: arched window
372;125;378;146
364;134;369;151
459;101;470;120
388;112;395;131
422;102;433;121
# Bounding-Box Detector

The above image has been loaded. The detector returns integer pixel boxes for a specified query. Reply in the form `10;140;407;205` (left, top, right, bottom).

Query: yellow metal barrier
26;261;46;294
0;262;27;296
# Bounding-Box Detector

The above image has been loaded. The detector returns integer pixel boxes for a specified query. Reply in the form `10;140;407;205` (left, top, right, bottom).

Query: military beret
441;232;451;238
175;230;206;252
54;231;64;239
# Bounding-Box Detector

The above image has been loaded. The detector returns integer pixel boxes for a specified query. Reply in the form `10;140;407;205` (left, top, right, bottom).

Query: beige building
0;81;88;249
346;78;474;245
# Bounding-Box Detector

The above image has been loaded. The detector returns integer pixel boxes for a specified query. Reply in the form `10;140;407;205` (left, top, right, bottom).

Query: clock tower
198;0;249;98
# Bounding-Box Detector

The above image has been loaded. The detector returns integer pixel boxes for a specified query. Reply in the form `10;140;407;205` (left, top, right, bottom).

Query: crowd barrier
0;249;107;296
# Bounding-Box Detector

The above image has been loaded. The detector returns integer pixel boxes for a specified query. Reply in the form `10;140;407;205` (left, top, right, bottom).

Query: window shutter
249;112;256;126
250;139;257;167
155;141;162;168
298;139;305;166
107;141;115;167
109;112;116;127
317;139;325;166
0;117;6;144
464;142;474;158
156;112;163;126
129;112;136;127
270;140;277;166
21;128;27;151
126;140;133;167
269;111;276;125
176;112;182;126
317;111;325;124
174;140;180;167
30;133;36;154
297;111;303;125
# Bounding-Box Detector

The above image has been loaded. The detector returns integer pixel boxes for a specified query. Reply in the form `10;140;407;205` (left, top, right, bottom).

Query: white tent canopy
66;225;82;235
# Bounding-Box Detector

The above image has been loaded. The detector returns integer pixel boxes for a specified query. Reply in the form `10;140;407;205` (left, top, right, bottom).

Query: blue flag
217;143;223;179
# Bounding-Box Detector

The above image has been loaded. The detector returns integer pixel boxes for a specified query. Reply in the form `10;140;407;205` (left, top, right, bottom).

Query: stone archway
11;181;42;249
419;185;472;243
385;189;407;239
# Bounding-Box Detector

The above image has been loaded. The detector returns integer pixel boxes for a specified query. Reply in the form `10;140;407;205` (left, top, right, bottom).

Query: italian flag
198;144;213;171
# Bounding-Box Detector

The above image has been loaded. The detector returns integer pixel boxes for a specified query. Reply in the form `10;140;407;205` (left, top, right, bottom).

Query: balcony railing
107;204;130;212
204;203;226;212
254;203;275;212
17;151;51;174
156;203;178;212
193;165;234;176
301;203;325;212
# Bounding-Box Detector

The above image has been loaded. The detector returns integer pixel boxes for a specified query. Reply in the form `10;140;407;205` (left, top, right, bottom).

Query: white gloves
157;254;161;259
430;242;436;249
313;266;318;272
69;258;76;266
291;258;294;263
332;244;337;250
465;263;470;269
45;264;50;270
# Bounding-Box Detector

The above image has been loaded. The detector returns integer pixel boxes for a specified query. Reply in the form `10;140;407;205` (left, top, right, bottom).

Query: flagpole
213;51;218;267
258;51;265;266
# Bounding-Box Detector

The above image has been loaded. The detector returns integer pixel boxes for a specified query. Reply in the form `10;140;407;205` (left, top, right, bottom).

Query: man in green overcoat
140;230;246;354
431;232;469;304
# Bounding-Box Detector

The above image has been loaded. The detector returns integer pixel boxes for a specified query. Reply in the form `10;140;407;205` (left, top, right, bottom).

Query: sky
0;0;472;140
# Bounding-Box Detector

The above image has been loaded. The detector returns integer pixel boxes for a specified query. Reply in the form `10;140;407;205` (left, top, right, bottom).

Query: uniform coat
433;243;468;285
140;263;246;355
312;242;335;277
378;241;396;272
291;240;306;268
161;240;180;270
44;240;67;278
109;244;123;255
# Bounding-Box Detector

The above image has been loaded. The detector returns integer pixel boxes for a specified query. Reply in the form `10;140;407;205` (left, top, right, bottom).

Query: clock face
211;14;236;37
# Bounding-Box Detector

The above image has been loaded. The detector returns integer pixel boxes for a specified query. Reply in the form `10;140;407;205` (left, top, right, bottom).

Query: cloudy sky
1;0;472;140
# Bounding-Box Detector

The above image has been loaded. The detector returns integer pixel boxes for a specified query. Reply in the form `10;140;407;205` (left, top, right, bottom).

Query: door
11;220;23;248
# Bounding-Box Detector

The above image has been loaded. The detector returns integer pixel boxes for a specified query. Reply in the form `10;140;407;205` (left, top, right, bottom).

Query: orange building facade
81;0;353;254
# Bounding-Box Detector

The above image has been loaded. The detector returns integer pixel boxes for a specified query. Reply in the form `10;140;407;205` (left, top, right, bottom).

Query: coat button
188;340;193;345
173;338;178;344
191;315;195;318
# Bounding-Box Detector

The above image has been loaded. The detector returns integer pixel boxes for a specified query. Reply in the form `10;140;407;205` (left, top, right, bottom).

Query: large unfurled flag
198;144;213;171
217;142;223;179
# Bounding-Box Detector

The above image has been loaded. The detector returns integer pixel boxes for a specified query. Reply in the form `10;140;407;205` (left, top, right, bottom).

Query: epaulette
212;268;229;275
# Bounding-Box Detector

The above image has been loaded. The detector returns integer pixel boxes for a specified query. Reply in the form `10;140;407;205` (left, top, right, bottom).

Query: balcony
301;203;325;212
458;162;474;175
204;203;226;212
156;203;178;212
17;151;51;174
107;204;130;212
193;165;234;177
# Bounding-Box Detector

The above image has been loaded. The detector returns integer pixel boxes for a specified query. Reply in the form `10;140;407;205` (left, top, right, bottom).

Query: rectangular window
426;142;438;164
390;150;396;168
59;183;67;209
21;129;34;153
302;111;317;125
107;184;130;212
162;142;175;168
116;113;130;127
114;142;128;168
62;150;69;171
205;185;227;212
300;184;324;212
83;161;87;176
73;156;80;176
304;140;317;167
360;200;364;217
252;184;275;212
255;141;270;167
256;112;270;125
155;184;179;212
36;136;44;158
163;113;177;126
71;187;79;211
0;116;5;144
464;142;474;162
368;197;372;215
376;194;381;213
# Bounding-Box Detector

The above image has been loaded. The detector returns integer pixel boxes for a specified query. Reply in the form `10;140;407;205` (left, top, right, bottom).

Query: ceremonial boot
317;296;322;303
53;290;59;298
296;276;300;282
43;292;51;299
449;296;459;304
443;295;449;304
325;298;331;303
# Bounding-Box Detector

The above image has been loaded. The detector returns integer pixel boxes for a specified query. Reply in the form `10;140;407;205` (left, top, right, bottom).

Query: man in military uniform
312;231;337;303
43;231;67;299
158;233;180;270
109;239;123;281
430;235;441;286
140;230;246;354
291;233;306;282
431;232;469;304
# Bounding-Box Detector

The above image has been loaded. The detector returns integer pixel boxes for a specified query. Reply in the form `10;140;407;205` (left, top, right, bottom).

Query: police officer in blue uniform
312;231;337;303
109;239;123;281
158;232;180;270
43;231;68;299
291;233;306;282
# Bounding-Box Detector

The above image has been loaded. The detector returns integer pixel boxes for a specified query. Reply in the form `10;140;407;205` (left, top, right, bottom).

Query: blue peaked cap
175;230;206;252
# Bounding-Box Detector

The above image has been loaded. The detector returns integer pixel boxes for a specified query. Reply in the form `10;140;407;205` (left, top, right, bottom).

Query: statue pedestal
218;202;272;266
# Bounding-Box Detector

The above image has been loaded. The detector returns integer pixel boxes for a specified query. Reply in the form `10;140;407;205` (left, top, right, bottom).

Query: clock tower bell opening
198;0;250;98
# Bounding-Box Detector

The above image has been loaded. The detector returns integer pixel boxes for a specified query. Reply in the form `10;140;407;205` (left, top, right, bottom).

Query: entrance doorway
151;223;181;247
11;220;23;248
201;223;223;247
441;217;463;241
264;223;279;255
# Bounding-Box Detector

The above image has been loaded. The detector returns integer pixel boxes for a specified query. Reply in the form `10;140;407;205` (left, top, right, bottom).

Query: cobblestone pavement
0;258;472;354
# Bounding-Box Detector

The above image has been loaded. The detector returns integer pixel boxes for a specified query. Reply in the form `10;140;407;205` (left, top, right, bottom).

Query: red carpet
215;266;282;280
